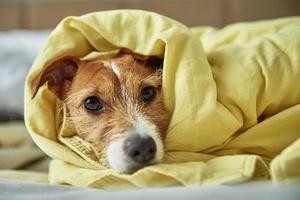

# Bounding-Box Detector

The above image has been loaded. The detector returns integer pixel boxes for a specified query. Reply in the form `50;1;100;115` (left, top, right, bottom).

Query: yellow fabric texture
0;122;48;183
0;122;48;171
24;10;300;189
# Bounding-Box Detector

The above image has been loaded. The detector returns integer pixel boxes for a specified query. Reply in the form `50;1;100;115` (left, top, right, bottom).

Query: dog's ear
119;48;163;69
144;56;164;70
31;56;80;100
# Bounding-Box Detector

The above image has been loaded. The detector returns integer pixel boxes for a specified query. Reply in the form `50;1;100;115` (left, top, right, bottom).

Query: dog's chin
106;136;163;174
125;163;154;174
117;161;156;174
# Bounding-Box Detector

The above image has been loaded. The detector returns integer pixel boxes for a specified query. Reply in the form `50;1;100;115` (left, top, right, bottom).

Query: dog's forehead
78;55;154;80
76;61;112;83
71;56;156;94
110;55;155;78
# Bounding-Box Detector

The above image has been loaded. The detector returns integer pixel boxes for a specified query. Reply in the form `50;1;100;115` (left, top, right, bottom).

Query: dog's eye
141;86;155;102
84;96;104;112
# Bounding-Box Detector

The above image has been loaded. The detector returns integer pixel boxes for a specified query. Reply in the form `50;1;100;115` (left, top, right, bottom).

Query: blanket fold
24;10;300;189
0;122;49;183
0;122;48;171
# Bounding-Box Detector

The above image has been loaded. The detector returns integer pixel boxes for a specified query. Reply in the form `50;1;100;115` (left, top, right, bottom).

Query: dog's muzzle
125;134;157;164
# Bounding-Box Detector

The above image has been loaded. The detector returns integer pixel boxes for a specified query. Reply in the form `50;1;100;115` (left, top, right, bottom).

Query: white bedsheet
0;179;300;200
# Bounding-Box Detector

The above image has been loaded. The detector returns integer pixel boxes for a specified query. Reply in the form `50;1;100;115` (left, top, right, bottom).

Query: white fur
134;115;164;163
106;62;164;173
106;115;164;173
106;136;132;173
111;61;121;79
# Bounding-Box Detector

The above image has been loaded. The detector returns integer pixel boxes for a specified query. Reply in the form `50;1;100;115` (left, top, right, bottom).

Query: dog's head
31;50;170;173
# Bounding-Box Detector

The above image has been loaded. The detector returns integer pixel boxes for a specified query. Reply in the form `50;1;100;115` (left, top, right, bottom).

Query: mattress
0;179;299;200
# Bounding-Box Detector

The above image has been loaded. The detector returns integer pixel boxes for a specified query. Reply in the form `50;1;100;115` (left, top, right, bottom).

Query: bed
1;179;300;200
1;24;300;198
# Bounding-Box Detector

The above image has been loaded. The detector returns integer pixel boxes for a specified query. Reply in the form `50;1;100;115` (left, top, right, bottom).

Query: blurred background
1;0;300;29
0;0;299;172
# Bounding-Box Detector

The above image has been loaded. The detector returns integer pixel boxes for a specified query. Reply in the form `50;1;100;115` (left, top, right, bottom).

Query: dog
31;49;170;173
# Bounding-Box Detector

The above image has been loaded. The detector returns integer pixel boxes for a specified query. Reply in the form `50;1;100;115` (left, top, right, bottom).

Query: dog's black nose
126;135;156;163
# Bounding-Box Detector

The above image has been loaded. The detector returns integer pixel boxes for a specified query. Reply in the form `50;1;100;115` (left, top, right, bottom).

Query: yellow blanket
0;122;48;183
24;10;300;189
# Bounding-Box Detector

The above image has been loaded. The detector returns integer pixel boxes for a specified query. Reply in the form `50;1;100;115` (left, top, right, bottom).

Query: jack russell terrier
31;49;170;173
